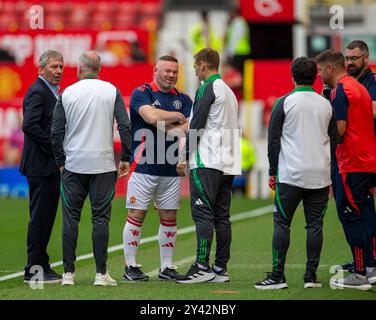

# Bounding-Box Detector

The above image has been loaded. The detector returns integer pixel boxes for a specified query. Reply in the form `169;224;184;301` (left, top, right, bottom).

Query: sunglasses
344;52;367;62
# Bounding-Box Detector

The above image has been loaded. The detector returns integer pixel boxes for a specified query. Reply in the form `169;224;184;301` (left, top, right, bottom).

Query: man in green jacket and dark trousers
176;48;241;284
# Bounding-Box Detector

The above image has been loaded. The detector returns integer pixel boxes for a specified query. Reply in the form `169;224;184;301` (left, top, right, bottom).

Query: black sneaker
255;272;288;290
123;264;149;282
175;263;215;284
158;265;181;281
304;274;322;288
209;265;230;282
335;262;355;273
24;270;62;284
45;268;62;279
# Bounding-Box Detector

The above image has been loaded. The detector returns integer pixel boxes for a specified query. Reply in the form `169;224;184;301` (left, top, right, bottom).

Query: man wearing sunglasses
332;40;376;276
345;40;376;134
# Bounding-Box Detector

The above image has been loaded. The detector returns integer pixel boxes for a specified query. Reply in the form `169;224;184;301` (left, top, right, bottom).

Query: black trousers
272;183;329;278
61;169;117;274
25;173;60;273
332;159;376;272
190;168;234;269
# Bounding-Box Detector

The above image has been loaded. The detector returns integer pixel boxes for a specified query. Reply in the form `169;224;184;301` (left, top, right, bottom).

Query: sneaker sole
94;281;117;286
330;281;372;291
254;283;288;290
24;279;62;284
123;275;149;282
209;275;230;283
176;273;216;284
61;281;75;286
304;282;322;288
158;274;176;281
367;276;376;285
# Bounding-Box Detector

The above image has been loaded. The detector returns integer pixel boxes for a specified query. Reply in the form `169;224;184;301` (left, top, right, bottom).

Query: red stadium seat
1;1;16;14
0;13;17;31
139;2;161;29
67;3;90;30
140;2;161;16
94;1;115;15
115;1;139;17
92;13;113;31
42;2;62;15
138;14;159;30
15;1;28;17
69;2;94;19
45;14;65;31
112;15;136;30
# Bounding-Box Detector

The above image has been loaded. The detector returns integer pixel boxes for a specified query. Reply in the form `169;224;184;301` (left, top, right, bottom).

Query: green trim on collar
204;73;221;84
80;73;99;80
196;74;221;101
291;86;315;93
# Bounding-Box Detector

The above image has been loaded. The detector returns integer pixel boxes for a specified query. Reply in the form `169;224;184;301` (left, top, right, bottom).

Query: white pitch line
0;204;273;282
0;271;25;282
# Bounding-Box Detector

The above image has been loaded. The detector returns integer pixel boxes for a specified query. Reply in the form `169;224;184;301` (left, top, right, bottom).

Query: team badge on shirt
173;100;182;110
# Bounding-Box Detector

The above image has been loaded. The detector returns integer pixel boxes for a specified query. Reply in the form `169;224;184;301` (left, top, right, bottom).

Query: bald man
51;51;132;286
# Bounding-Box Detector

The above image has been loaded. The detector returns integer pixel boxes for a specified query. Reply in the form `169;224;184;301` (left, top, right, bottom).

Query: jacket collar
291;86;315;93
37;77;58;101
150;81;178;95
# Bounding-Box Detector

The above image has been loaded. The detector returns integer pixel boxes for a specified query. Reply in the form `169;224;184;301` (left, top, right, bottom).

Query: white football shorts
126;172;182;210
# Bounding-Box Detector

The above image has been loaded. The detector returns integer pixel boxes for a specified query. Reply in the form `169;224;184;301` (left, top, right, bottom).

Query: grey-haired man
21;50;64;284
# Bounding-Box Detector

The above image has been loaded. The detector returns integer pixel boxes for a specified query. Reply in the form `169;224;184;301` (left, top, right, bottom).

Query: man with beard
333;41;376;274
345;40;376;134
122;56;192;281
317;50;376;290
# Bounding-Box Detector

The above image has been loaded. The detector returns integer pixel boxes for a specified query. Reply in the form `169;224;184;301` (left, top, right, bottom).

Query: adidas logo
151;99;161;108
195;198;204;206
128;241;138;246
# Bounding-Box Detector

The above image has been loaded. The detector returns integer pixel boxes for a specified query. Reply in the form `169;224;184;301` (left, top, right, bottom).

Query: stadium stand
0;0;164;198
0;0;163;31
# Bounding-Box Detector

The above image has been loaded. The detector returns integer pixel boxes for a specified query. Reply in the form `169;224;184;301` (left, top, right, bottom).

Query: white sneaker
61;272;75;286
366;267;376;285
209;266;230;283
94;272;117;286
330;273;372;291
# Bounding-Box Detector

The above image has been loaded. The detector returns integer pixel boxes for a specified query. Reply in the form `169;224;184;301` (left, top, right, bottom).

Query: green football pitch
0;197;375;300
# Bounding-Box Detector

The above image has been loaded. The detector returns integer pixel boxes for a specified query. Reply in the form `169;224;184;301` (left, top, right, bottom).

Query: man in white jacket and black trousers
51;51;131;286
176;48;241;284
255;57;337;290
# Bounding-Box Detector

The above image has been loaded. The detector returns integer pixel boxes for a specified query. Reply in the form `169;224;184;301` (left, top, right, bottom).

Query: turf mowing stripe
0;204;273;282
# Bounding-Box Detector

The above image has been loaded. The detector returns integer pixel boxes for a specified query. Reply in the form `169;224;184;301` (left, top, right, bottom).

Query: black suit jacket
20;78;59;176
